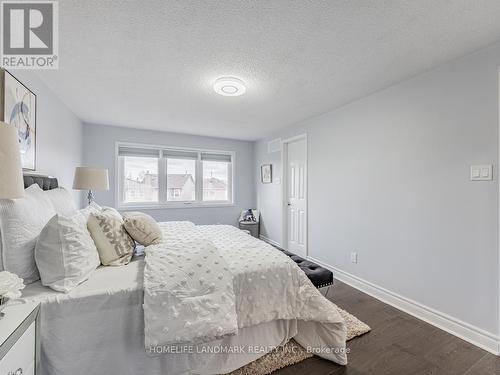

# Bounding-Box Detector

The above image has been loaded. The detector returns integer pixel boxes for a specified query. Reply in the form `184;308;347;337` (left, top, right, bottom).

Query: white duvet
144;237;238;346
144;224;347;365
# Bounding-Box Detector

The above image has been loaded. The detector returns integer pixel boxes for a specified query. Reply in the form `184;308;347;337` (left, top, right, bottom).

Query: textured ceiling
37;0;500;140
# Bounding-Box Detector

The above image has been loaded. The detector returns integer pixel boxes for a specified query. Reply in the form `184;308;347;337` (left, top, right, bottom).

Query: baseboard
308;256;500;356
259;235;281;248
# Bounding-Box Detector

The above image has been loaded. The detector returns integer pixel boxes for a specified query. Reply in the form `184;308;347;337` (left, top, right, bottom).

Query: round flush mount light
213;77;246;97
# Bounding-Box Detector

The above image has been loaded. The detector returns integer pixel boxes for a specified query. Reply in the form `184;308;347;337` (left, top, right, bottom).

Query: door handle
287;202;292;206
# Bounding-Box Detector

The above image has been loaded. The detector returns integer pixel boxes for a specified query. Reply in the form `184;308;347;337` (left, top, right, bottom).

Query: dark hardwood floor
274;280;500;375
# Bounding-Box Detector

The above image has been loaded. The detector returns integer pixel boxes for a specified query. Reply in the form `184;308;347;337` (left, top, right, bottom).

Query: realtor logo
1;1;58;69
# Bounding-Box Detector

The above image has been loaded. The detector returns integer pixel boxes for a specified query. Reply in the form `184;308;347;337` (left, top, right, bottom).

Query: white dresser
0;303;40;375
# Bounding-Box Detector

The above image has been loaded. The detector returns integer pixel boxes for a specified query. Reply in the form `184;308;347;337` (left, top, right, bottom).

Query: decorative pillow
35;211;101;293
0;184;56;283
80;202;102;222
89;201;102;211
44;187;77;216
123;212;162;246
87;211;135;266
101;206;122;218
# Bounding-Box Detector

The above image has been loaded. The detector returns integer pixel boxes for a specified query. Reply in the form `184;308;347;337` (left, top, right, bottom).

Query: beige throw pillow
123;212;162;246
87;211;135;266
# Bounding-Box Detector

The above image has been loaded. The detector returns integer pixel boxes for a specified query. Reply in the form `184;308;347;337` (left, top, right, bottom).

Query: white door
286;138;307;257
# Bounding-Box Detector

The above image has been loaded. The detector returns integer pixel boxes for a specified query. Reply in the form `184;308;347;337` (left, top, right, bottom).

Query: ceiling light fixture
213;77;246;97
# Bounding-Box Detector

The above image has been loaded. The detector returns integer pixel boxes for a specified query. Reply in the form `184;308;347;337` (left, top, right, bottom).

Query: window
117;144;233;208
123;156;159;203
165;151;196;202
203;160;230;201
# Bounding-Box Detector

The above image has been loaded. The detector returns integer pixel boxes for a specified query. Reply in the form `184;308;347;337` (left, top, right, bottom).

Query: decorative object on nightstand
0;302;40;375
0;272;25;318
0;121;25;199
73;167;109;205
238;209;260;238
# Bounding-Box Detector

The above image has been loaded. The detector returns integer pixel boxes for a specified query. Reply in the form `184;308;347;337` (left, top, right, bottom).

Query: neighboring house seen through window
117;144;233;208
166;156;196;202
203;160;229;201
123;156;159;203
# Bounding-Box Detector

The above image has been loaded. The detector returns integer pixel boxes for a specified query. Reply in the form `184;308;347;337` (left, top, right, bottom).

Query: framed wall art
261;164;272;183
1;69;37;170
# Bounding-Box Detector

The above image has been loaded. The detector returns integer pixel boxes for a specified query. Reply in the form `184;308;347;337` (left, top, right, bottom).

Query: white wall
255;42;500;339
6;71;83;206
83;123;255;225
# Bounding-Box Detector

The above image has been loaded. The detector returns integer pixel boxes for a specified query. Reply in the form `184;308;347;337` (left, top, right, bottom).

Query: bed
21;256;303;375
7;176;346;375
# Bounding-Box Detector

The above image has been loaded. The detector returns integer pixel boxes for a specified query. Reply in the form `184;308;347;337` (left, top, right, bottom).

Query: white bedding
19;257;297;375
145;225;347;365
145;237;238;346
17;222;347;374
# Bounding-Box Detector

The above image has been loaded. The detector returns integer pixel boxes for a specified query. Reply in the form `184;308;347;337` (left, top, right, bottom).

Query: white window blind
117;146;160;158
201;152;232;162
163;150;198;159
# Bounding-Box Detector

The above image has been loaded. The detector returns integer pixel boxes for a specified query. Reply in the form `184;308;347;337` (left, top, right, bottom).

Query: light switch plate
470;165;493;181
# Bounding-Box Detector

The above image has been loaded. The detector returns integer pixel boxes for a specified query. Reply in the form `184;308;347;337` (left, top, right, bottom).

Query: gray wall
255;42;500;335
83;123;255;225
8;71;83;206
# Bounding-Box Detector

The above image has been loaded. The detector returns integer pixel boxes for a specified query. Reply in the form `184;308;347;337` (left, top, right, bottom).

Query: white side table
0;302;40;375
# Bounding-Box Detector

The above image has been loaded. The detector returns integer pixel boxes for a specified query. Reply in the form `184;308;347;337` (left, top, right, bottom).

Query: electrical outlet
350;252;358;264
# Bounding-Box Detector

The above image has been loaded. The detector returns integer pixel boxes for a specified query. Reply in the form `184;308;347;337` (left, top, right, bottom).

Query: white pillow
44;187;77;216
101;206;121;218
35;211;101;293
0;187;78;272
0;185;56;283
79;201;102;221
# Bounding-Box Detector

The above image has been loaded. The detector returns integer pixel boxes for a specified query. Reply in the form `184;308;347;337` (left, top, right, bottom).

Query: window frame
115;142;235;210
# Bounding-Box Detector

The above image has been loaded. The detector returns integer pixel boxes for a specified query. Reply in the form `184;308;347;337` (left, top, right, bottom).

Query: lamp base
87;190;95;205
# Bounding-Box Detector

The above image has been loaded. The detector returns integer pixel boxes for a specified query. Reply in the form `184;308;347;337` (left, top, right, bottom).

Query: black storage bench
279;249;333;290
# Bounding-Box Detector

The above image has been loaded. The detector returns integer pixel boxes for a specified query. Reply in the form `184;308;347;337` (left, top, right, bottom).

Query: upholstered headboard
23;174;59;191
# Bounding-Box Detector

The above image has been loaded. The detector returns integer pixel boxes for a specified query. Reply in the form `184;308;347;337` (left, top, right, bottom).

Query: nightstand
0;302;40;375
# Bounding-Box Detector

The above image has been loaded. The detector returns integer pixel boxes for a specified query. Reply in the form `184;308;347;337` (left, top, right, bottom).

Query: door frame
282;133;308;255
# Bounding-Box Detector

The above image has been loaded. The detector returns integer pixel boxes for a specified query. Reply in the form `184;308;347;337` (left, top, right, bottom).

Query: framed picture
261;164;272;183
2;70;37;170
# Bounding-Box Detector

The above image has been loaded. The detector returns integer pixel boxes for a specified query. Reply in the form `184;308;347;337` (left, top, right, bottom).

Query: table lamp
0;122;24;199
73;167;109;205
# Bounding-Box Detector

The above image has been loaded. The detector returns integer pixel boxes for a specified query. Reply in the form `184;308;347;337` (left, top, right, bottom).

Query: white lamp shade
0;122;24;199
73;167;109;191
